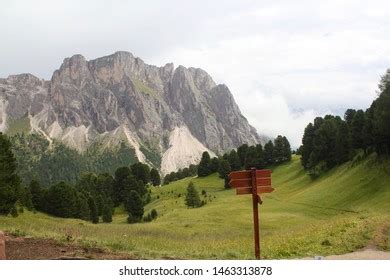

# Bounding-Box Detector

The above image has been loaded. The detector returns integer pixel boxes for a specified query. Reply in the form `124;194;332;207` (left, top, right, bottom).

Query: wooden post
251;168;260;259
0;231;5;260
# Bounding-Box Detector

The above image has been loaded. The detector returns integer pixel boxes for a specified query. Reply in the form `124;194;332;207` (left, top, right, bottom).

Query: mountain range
0;51;265;174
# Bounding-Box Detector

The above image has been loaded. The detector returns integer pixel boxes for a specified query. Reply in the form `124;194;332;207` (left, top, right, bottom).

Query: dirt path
4;234;136;260
303;245;390;260
323;248;390;260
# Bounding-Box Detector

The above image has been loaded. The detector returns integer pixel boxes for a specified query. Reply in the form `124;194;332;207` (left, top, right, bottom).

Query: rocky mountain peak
52;54;91;86
0;51;266;174
188;67;216;92
6;73;44;88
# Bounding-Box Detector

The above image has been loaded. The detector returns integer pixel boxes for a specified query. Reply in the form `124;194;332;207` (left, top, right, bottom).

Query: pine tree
188;164;198;176
282;137;292;162
264;140;274;165
350;109;365;150
237;144;249;167
163;174;171;185
96;194;104;216
218;159;231;179
0;133;20;215
273;136;285;163
125;190;144;223
373;69;390;155
102;203;113;223
181;167;190;178
29;180;43;211
218;159;231;189
131;162;151;185
76;192;90;220
20;186;34;211
344;109;356;127
228;150;241;171
197;151;211;177
88;195;99;224
363;105;375;153
97;173;115;200
244;146;257;169
45;182;78;218
114;166;132;205
185;182;201;208
335;121;350;164
210;157;220;173
301;123;315;169
76;172;98;196
254;144;266;168
122;175;146;199
150;168;161;186
309;117;338;169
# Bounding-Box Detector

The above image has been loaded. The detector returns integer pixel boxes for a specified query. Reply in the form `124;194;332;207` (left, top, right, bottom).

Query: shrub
185;182;201;208
150;209;158;220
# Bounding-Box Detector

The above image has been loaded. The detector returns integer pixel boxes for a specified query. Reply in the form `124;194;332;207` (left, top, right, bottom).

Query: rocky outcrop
0;51;265;174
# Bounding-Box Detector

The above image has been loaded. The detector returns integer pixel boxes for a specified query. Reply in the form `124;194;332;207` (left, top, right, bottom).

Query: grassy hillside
0;155;389;259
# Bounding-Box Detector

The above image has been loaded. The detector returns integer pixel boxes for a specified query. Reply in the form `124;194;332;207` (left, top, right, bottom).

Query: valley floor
0;155;389;259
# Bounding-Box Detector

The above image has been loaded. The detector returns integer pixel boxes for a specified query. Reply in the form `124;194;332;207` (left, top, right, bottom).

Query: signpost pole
251;168;260;260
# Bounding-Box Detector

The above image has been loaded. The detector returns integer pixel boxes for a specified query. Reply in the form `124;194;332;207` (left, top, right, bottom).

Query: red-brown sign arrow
229;177;271;188
236;186;274;195
228;169;271;180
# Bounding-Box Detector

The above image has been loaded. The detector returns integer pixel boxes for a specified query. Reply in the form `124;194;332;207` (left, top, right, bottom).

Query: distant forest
163;135;292;187
11;134;139;186
299;69;390;177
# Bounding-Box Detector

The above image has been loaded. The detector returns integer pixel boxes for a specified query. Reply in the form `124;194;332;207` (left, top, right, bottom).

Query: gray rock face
0;51;265;173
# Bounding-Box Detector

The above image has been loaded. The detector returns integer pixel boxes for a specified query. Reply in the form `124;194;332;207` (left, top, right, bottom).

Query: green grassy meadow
0;155;389;259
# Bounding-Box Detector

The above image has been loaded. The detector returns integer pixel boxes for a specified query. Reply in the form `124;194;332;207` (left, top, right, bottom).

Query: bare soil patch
5;234;136;260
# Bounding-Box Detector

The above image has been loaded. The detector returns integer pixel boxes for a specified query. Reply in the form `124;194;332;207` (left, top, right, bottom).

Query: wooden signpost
228;168;274;260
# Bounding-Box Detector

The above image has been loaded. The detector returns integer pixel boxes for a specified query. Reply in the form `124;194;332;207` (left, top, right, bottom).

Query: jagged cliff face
0;51;264;174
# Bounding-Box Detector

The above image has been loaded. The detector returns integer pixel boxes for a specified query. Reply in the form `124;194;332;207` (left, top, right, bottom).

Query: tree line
0;133;161;224
163;135;291;187
200;136;291;188
163;164;198;185
299;69;390;177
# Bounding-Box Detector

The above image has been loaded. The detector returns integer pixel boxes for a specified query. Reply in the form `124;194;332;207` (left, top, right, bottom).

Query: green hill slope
1;155;389;259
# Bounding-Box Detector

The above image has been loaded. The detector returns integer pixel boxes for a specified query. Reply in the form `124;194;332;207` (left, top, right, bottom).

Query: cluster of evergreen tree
112;163;160;223
161;136;291;187
26;163;159;224
300;70;390;177
198;136;291;188
0;132;20;215
21;174;115;223
0;133;162;224
162;164;198;185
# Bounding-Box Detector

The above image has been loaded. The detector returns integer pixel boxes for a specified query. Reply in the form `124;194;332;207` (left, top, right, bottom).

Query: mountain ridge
0;51;266;174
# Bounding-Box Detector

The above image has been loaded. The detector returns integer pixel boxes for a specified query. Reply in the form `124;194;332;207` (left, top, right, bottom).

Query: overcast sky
1;0;390;147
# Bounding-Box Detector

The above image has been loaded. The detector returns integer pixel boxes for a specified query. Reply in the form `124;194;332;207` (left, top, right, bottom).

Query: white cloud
237;91;319;148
